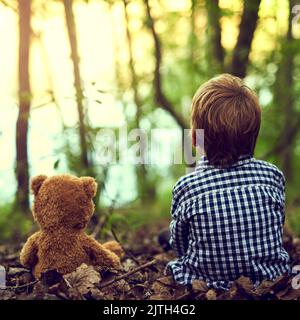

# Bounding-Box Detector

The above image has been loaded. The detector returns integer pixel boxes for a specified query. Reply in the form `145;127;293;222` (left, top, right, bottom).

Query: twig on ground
111;227;140;266
99;259;156;289
176;291;196;300
4;280;39;290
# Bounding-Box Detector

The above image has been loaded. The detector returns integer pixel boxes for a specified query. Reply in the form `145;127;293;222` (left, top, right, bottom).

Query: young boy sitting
167;74;290;289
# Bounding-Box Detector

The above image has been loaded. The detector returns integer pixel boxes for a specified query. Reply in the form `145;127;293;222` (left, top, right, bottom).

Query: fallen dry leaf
129;284;147;299
254;275;288;297
235;276;254;295
277;287;300;300
122;259;137;272
206;289;217;300
63;264;101;296
192;280;209;293
151;279;173;300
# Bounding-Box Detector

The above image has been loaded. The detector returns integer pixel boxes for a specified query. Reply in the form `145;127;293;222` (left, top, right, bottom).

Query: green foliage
289;208;300;236
100;202;170;241
107;212;129;230
0;203;33;243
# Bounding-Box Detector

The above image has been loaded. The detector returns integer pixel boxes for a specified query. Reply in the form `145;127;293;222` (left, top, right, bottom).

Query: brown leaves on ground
63;264;101;298
1;225;300;300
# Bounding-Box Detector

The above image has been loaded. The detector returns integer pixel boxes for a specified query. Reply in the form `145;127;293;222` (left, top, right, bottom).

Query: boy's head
191;73;261;167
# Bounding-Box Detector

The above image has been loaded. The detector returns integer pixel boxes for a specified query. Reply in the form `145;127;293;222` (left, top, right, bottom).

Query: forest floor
1;221;300;300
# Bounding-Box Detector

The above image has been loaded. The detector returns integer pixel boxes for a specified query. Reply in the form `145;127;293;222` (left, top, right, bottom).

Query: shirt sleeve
169;190;189;257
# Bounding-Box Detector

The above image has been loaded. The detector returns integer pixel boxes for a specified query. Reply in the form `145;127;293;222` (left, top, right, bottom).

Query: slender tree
63;0;89;169
122;0;149;200
122;0;141;129
144;0;187;129
204;0;224;74
230;0;262;78
189;0;197;66
270;0;297;179
16;0;31;213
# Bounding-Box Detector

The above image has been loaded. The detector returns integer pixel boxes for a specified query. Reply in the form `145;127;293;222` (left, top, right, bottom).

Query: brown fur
20;174;123;278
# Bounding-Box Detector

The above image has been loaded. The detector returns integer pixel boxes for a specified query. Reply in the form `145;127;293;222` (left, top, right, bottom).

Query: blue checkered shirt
167;155;290;289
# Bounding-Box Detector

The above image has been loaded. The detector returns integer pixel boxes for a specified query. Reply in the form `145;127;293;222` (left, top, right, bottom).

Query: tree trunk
275;0;296;179
144;0;187;130
123;0;141;129
16;0;31;213
230;0;261;78
189;0;197;65
122;0;150;201
205;0;224;74
63;0;89;169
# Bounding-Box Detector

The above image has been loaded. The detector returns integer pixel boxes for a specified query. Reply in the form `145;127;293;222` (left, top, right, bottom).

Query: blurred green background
0;0;300;242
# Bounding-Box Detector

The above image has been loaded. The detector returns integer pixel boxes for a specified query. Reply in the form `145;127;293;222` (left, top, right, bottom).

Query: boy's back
168;155;290;289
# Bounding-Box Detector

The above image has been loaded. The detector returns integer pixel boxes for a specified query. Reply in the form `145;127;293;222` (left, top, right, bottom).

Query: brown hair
191;73;261;167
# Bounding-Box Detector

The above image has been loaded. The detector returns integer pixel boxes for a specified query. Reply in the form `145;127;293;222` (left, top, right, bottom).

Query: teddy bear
20;174;123;278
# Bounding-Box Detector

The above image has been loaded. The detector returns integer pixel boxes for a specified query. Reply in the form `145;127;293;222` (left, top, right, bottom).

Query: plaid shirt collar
197;154;253;170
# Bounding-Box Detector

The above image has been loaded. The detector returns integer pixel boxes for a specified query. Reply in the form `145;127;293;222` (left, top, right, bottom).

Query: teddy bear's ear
81;177;97;198
31;175;47;196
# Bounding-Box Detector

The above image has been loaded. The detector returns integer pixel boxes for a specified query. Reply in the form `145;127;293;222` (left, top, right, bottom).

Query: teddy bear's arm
20;231;40;268
103;241;124;258
82;235;121;270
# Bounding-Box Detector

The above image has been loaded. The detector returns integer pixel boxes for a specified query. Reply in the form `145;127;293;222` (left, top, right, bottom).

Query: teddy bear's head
30;174;97;231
